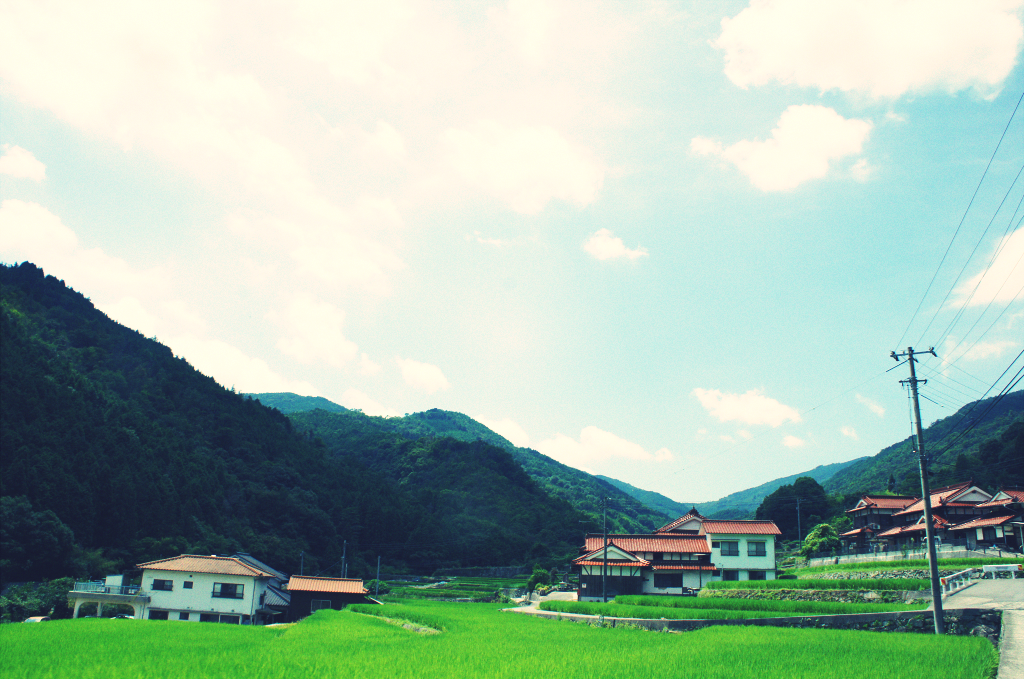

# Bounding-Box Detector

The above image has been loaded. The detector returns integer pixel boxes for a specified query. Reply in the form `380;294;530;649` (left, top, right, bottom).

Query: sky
2;0;1023;505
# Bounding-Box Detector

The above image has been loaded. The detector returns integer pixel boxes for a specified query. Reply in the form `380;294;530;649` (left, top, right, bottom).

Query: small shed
286;576;375;621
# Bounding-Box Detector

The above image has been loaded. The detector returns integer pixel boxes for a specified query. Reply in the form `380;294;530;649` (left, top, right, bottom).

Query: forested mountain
823;391;1024;496
0;262;586;583
271;405;670;534
694;459;868;519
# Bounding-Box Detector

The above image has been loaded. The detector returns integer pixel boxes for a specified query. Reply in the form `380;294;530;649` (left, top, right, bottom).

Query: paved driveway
945;578;1024;610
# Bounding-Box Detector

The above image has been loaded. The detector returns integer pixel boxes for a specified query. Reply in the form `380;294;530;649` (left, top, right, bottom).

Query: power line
893;88;1024;350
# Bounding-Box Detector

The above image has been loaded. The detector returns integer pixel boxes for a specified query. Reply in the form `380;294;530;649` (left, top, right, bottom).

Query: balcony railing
72;582;142;596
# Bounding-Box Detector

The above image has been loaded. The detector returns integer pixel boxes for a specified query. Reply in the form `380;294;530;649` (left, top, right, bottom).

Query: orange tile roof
138;555;276;577
701;520;781;536
655;509;705;533
846;496;917;512
286;576;367;594
893;481;987;516
978;489;1024;507
583;535;711;554
573;559;651;567
651;564;716;571
840;527;875;537
947;514;1020;531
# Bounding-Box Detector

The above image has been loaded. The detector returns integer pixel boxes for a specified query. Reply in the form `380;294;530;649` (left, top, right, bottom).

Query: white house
573;509;782;600
136;554;281;624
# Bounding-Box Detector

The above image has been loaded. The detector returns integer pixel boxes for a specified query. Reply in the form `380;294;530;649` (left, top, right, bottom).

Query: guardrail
72;582;142;596
939;568;974;595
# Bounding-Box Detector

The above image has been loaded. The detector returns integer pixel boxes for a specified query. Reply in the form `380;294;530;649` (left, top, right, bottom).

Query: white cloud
476;416;532;448
855;393;885;417
950;227;1024;308
270;295;360;368
840;425;858;440
441;120;604;214
583;228;648;261
339;388;399;417
358;353;383;376
715;0;1024;98
693;388;801;427
782;435;805;448
167;334;322;396
692;105;872;191
0;145;46;181
535;426;673;470
396;356;451;394
505;0;559;65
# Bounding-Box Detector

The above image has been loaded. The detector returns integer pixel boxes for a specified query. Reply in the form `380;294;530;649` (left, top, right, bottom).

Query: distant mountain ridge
600;458;867;520
254;392;864;523
250;395;672;533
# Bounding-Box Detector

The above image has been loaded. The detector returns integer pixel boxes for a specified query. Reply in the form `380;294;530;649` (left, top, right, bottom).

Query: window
748;571;767;581
748;542;767;557
148;610;169;620
219;615;240;625
653;552;663;560
212;583;244;599
200;613;218;622
710;541;720;548
722;570;739;581
720;541;739;556
152;579;173;591
183;581;193;589
653;574;683;588
311;599;332;612
179;612;190;620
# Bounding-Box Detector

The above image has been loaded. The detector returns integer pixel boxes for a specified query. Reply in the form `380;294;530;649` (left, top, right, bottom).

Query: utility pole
892;346;944;635
375;556;381;597
795;497;803;544
341;540;347;579
300;551;304;576
602;498;609;604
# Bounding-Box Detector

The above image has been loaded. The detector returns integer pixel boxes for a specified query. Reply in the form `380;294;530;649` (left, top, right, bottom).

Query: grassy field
704;578;930;590
796;557;1022;576
540;598;923;620
0;600;997;679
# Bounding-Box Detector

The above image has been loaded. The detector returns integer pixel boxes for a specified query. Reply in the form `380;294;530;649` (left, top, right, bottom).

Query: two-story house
572;509;781;601
136;554;281;624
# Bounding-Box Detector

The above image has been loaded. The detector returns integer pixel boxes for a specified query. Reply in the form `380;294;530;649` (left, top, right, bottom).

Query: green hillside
0;262;588;582
823;391;1024;496
276;406;670;534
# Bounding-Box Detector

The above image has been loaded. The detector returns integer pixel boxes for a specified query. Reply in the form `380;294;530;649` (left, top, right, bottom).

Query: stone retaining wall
521;608;1001;643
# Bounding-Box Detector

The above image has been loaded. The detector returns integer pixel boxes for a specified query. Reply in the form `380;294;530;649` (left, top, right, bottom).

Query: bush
365;580;391;596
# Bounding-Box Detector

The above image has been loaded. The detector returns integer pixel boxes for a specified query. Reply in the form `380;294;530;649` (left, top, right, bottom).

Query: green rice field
540;597;923;620
796;557;1023;576
386;576;528;601
704;578;931;590
0;600;996;679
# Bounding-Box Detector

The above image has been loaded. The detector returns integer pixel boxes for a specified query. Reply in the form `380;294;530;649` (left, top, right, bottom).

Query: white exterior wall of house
142;569;269;622
707;534;776;581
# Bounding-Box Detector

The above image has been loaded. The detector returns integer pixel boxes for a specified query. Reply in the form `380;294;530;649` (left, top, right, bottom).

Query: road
945;577;1024;610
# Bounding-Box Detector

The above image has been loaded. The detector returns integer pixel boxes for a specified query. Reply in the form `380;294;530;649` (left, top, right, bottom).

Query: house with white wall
573;509;781;600
136;555;281;624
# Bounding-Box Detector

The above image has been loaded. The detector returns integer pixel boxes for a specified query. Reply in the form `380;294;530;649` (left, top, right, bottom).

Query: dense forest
260;397;669;534
0;263;591;584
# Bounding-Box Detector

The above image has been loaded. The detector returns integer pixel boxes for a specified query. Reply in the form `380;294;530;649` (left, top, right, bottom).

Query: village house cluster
840;482;1023;554
68;554;376;624
572;509;782;601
